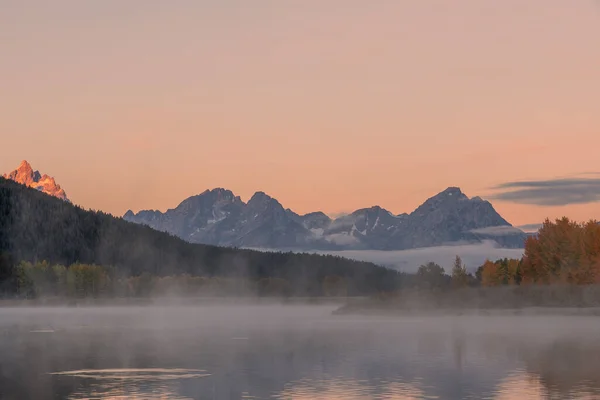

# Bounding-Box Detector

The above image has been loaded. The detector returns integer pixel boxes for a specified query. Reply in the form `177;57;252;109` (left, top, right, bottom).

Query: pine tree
451;255;468;289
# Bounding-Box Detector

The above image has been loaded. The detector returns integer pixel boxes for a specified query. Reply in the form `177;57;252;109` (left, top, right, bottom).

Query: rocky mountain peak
174;188;243;218
434;187;468;200
412;187;469;215
18;159;33;172
303;211;330;219
208;188;238;202
249;191;272;203
4;160;38;184
246;191;284;212
300;211;332;230
3;160;69;202
123;210;135;219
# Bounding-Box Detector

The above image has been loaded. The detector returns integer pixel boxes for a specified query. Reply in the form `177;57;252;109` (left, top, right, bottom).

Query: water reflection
494;371;600;400
517;340;600;399
276;378;427;399
1;307;600;399
67;384;194;400
494;373;546;400
53;368;208;400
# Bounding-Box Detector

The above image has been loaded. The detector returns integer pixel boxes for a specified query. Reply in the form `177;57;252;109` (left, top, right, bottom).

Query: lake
1;304;599;399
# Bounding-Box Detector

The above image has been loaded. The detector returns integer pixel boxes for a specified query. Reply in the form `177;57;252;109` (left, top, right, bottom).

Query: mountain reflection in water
1;305;599;399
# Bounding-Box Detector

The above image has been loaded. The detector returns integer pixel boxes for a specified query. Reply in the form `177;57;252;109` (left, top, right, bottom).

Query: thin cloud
490;175;600;206
294;241;523;273
516;223;542;232
469;225;524;236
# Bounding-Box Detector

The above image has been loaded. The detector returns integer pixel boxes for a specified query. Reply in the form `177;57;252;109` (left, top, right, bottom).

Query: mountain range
123;187;527;250
2;161;527;251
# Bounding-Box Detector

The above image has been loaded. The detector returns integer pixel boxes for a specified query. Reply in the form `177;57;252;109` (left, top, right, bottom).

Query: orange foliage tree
478;258;521;287
521;218;600;285
480;260;499;287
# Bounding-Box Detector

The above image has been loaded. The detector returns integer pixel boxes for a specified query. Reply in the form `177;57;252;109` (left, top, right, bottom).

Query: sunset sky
1;0;599;226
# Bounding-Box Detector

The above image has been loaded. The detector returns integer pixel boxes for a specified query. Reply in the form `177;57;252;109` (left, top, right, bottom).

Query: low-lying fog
1;305;598;400
255;241;525;272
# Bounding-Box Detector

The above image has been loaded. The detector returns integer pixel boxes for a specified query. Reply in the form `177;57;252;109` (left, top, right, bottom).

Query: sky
1;0;599;226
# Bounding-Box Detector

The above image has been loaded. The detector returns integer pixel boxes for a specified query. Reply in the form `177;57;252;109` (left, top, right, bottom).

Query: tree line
2;177;599;300
477;218;600;286
412;218;600;291
3;256;467;299
9;260;351;299
0;177;405;298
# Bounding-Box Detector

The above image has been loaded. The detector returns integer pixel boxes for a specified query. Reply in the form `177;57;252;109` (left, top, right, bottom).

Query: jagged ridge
2;160;69;202
124;187;526;250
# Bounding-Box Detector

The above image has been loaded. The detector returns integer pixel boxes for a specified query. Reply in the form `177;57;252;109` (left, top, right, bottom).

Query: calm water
1;305;600;399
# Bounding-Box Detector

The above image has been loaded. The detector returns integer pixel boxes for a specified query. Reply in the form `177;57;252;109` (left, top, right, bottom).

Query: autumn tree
521;218;600;284
506;258;521;285
477;258;521;287
479;260;499;287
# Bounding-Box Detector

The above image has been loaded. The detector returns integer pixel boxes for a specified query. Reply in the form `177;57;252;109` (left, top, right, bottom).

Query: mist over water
1;305;600;399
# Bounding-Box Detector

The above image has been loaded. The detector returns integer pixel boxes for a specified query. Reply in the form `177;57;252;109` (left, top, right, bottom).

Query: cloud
252;241;524;273
468;225;524;236
489;175;600;206
309;241;524;273
516;223;542;232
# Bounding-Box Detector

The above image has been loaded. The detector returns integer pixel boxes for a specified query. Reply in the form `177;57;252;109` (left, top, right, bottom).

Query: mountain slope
125;187;527;250
0;177;402;295
391;187;520;249
3;160;69;201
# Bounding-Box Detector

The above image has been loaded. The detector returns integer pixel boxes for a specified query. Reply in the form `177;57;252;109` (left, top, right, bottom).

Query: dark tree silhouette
0;177;405;297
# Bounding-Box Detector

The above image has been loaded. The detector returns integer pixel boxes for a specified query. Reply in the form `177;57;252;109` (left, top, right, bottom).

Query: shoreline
2;296;600;317
333;304;600;317
333;285;600;316
0;296;357;308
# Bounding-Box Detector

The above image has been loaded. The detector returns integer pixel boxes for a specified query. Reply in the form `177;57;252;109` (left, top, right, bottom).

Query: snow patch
350;224;366;236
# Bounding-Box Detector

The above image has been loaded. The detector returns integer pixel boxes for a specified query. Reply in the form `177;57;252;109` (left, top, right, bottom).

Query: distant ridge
2;160;69;202
124;186;527;250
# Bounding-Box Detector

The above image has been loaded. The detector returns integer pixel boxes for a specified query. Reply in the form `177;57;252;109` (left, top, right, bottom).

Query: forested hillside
0;177;405;297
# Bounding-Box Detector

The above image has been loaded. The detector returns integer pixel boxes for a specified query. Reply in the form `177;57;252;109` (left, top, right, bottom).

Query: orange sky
1;1;599;226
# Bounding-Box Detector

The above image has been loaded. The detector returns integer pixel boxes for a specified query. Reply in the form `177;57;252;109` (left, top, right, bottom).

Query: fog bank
252;241;524;273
